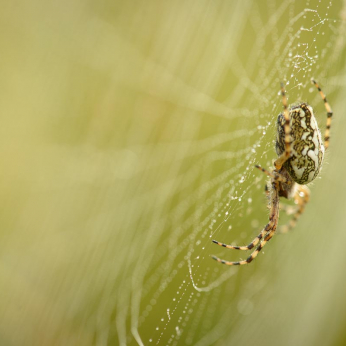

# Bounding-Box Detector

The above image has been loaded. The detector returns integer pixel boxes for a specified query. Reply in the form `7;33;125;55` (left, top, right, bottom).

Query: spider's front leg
254;165;291;184
274;83;292;170
311;79;333;150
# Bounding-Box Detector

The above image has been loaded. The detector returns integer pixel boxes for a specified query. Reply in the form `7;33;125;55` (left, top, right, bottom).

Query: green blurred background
0;0;346;345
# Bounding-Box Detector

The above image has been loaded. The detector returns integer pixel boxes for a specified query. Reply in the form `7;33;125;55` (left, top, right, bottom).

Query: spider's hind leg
280;185;310;234
279;203;298;215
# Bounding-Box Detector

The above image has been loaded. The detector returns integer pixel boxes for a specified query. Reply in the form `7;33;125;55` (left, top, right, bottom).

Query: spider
212;79;333;266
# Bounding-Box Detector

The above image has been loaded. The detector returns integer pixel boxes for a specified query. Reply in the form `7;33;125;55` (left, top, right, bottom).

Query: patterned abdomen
275;103;324;185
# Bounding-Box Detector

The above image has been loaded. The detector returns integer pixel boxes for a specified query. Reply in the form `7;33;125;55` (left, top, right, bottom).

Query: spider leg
280;185;310;234
255;165;291;184
274;83;291;170
212;166;284;251
212;181;280;265
311;79;333;150
279;203;297;214
212;221;271;251
212;225;277;265
265;183;270;198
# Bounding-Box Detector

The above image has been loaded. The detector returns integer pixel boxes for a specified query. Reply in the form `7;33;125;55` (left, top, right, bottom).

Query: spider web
1;1;346;346
115;1;346;345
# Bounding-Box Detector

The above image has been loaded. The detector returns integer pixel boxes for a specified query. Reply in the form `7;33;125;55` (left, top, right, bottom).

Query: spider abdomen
276;103;325;185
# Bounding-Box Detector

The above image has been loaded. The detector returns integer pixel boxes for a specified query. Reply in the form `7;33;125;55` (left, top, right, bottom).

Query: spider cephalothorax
212;79;333;266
